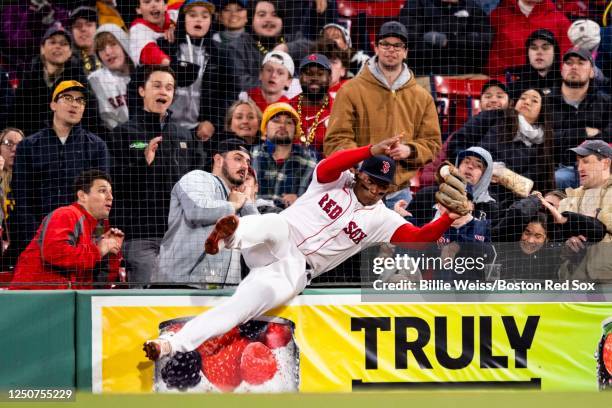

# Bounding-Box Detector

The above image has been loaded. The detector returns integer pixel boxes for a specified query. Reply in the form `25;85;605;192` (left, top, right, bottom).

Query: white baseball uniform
166;146;453;352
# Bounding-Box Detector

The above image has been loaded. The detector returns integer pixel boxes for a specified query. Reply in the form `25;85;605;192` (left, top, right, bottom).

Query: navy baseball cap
376;21;408;43
570;140;612;158
359;155;396;185
299;53;332;72
42;25;72;45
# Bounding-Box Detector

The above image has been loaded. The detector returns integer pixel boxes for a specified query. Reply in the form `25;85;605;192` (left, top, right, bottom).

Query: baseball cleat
143;338;172;361
205;215;239;255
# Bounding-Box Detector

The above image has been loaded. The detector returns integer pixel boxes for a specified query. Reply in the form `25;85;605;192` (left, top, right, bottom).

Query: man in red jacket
487;0;572;76
10;170;124;290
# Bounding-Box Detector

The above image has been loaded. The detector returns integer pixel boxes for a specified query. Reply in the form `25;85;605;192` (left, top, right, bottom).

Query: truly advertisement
90;296;612;393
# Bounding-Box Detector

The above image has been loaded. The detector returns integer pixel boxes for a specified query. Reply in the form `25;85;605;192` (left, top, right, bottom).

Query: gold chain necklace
297;94;329;145
255;36;285;55
81;48;102;75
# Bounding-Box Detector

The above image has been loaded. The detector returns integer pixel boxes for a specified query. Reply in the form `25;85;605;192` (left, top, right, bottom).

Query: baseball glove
435;161;471;216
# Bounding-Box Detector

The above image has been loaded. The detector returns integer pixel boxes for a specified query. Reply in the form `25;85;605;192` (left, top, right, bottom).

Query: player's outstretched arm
317;137;401;183
390;213;454;245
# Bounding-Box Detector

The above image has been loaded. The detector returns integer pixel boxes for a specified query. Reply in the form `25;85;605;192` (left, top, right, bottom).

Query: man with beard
324;21;441;190
228;0;310;91
155;138;258;287
251;103;317;208
110;65;203;287
549;48;611;189
289;53;332;158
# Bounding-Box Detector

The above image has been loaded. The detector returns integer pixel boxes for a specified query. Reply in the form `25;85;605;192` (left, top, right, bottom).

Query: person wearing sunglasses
11;80;110;257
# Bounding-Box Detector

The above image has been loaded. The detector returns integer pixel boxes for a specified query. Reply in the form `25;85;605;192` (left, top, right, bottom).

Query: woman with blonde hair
224;99;262;145
0;127;24;266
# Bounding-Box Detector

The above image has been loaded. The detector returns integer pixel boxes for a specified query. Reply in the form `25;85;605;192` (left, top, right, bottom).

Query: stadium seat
429;75;498;139
337;0;406;52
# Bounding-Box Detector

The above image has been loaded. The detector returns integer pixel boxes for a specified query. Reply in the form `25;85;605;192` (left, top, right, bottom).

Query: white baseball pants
168;213;308;352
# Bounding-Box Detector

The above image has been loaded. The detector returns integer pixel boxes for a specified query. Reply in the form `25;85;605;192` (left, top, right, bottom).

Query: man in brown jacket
324;21;441;189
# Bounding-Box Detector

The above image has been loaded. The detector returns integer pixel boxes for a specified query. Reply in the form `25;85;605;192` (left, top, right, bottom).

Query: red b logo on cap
308;54;317;61
382;161;390;174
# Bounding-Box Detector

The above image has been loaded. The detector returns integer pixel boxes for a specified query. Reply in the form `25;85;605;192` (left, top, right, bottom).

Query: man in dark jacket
228;0;310;91
156;0;238;141
507;29;561;98
110;65;203;287
548;48;612;189
399;0;492;75
11;25;101;136
12;80;110;253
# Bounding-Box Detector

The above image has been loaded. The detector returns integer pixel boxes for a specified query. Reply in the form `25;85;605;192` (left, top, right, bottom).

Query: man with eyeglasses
325;21;441;196
12;80;110;256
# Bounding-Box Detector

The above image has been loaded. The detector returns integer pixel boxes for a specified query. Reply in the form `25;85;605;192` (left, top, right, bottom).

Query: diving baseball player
144;136;469;360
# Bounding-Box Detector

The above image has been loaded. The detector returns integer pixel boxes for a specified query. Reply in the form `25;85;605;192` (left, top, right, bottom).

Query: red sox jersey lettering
318;193;343;220
343;220;367;244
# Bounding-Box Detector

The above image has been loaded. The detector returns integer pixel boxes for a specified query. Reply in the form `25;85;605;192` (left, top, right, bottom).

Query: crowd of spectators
0;0;610;288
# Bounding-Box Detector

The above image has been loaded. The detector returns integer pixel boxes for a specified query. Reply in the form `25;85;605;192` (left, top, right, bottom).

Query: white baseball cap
568;19;601;51
261;50;295;77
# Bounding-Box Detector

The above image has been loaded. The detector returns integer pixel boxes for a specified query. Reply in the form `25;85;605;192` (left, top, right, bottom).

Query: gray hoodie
455;146;495;204
170;37;208;130
88;24;134;130
367;56;412;91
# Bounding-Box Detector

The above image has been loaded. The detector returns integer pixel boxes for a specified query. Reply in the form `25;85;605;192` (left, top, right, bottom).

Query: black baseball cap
480;79;508;96
41;25;72;45
563;47;593;65
214;138;251;156
570;140;612;158
359;155;396;185
299;53;332;72
376;21;408;44
525;29;557;48
69;6;98;25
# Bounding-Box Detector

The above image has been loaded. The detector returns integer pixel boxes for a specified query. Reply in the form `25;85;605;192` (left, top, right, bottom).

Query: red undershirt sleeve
390;213;453;244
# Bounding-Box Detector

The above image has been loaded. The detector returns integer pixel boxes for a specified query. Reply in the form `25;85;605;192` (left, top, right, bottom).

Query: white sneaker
143;338;172;361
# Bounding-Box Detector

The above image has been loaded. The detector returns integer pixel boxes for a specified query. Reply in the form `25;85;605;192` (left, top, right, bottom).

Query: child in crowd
213;0;249;46
129;0;174;65
239;51;293;113
88;24;135;131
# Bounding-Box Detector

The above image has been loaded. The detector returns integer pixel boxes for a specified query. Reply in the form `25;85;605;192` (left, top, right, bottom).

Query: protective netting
0;0;610;289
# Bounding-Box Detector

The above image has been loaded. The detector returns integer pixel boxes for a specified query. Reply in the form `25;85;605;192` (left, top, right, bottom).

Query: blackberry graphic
161;351;202;390
239;320;268;340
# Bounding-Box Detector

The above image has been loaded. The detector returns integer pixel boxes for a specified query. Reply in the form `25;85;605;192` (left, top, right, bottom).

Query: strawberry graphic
604;334;612;375
263;323;292;349
201;337;249;391
240;342;277;385
163;322;185;334
196;326;240;357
